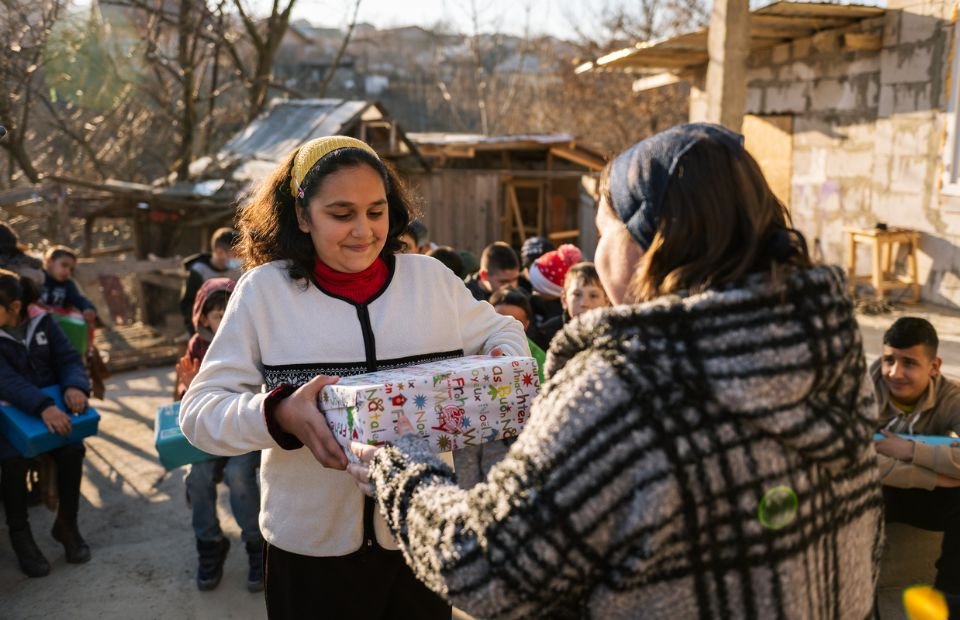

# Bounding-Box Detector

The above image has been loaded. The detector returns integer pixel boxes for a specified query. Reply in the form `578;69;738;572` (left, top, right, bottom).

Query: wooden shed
406;133;607;257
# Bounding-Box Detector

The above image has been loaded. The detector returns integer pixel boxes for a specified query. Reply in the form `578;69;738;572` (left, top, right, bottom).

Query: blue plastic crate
154;402;217;470
0;386;99;457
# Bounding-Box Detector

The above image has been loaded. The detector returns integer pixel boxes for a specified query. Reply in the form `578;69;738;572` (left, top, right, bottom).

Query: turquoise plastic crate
154;402;217;470
0;386;99;457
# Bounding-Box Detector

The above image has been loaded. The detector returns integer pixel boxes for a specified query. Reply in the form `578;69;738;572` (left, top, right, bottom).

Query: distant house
406;133;607;256
578;0;960;307
189;102;607;257
187;98;424;190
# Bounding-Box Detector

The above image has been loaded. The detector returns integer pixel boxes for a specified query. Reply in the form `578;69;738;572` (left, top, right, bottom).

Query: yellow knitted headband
289;136;380;200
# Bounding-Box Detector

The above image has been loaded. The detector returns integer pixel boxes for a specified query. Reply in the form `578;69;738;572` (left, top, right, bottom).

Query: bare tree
0;0;65;183
228;0;298;122
312;0;362;98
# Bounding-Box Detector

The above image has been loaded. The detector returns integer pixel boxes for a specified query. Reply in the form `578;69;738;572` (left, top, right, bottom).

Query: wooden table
844;227;920;303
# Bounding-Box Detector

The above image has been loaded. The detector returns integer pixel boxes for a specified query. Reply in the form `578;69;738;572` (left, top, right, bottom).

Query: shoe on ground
51;518;91;564
196;537;230;591
10;526;50;577
245;539;264;593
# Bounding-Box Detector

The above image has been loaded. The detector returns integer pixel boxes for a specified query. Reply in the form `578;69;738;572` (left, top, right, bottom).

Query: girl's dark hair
202;288;231;316
0;268;39;319
236;147;414;283
600;139;811;303
489;285;533;321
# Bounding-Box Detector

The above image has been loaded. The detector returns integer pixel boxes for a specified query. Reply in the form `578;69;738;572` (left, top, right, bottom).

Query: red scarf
313;257;388;304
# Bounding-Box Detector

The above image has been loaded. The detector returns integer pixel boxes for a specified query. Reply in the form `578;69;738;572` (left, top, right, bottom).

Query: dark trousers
1;442;85;531
884;486;960;595
264;540;450;619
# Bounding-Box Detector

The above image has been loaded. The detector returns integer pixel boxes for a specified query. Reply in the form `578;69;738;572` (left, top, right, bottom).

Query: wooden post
705;0;750;131
871;237;884;302
544;150;553;238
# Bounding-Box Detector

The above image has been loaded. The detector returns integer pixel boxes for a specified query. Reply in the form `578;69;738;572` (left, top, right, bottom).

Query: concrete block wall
743;18;884;269
741;2;959;305
871;1;955;306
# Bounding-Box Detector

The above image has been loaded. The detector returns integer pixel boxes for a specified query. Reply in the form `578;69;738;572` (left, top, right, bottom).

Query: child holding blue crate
0;269;91;577
175;277;263;593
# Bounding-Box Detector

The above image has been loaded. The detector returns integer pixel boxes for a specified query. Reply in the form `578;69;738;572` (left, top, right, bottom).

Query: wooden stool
844;227;921;303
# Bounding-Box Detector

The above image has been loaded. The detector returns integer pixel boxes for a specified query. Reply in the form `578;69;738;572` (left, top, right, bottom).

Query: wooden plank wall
408;171;501;255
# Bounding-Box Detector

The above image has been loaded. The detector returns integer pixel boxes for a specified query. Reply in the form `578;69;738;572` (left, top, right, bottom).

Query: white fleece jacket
179;254;529;557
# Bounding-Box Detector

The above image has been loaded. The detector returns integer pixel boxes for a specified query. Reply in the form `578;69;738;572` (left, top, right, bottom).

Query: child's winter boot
196;537;230;591
245;538;264;592
10;525;50;577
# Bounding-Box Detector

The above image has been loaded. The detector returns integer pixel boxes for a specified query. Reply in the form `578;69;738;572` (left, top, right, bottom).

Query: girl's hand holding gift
274;374;348;470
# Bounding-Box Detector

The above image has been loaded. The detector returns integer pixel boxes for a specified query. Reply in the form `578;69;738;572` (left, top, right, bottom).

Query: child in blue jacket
0;269;91;577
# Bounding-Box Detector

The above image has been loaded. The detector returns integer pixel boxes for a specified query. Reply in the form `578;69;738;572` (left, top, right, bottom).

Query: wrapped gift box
155;402;217;470
0;386;100;457
321;355;540;453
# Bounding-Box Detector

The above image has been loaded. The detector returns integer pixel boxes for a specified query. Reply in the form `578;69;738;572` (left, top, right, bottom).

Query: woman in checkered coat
348;123;884;619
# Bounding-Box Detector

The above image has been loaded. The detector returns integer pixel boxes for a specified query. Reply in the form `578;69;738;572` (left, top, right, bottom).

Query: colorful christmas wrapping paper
320;355;540;453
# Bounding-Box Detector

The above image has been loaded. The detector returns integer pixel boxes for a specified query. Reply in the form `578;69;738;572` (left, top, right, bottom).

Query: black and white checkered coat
370;265;884;619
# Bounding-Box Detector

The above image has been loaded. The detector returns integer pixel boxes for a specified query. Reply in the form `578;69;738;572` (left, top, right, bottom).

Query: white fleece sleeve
179;273;277;455
447;268;530;357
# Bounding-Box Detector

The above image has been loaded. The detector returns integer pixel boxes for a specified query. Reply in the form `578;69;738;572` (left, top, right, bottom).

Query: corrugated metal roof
575;1;885;73
219;99;369;163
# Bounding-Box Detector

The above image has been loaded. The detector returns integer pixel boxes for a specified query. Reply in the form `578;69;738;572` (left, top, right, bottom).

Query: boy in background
464;242;521;302
527;245;582;344
175;277;263;593
539;262;610;347
489;285;546;384
180;228;240;336
40;246;97;323
872;317;960;601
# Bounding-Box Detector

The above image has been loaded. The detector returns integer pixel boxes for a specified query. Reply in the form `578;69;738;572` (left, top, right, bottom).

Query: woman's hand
63;387;87;413
175;355;201;392
274;374;348;470
347;415;416;497
41;406;72;435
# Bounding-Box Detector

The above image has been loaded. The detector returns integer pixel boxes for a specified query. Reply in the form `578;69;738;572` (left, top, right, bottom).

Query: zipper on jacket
355;304;378;372
354;303;379;549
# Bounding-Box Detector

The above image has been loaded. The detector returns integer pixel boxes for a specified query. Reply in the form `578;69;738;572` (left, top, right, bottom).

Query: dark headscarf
608;123;745;250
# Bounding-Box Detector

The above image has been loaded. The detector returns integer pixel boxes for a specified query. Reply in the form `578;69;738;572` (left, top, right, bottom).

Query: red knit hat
529;244;582;297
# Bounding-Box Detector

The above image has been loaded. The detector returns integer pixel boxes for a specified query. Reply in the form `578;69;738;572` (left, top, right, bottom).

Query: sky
270;0;584;39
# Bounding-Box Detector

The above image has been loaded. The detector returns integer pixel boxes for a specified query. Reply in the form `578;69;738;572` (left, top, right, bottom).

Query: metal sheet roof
219;99;369;163
575;1;885;74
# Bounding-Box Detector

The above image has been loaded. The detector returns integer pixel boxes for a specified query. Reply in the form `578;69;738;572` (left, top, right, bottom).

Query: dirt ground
1;300;959;619
0;367;264;619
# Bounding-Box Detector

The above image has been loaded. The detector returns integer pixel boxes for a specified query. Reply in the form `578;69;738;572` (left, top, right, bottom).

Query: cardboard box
0;386;100;457
154;402;217;470
321;355;539;453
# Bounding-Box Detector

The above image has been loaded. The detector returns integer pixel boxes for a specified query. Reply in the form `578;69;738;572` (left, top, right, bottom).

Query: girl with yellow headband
179;136;529;617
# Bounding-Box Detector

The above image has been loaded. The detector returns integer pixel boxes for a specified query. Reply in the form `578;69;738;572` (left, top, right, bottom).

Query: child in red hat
528;244;581;337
